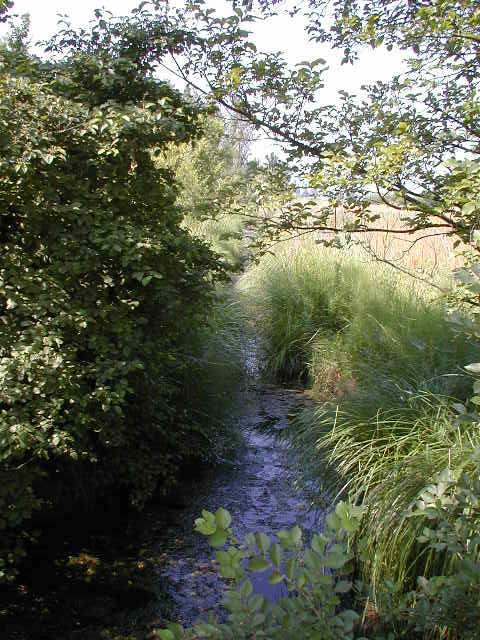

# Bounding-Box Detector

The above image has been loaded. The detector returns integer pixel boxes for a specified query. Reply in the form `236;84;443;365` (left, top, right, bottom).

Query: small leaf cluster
157;481;480;639
406;459;480;638
157;501;365;640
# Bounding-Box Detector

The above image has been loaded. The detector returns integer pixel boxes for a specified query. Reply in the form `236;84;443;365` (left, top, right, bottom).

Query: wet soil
1;371;322;639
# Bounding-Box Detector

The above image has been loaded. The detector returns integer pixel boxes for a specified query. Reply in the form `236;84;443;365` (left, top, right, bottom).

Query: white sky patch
2;0;406;158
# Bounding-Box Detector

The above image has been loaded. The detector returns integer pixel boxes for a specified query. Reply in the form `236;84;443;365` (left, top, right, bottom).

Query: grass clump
239;238;475;391
239;240;353;381
181;290;247;464
291;392;480;594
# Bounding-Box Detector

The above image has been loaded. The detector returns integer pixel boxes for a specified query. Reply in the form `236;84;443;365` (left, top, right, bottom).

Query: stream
1;345;324;640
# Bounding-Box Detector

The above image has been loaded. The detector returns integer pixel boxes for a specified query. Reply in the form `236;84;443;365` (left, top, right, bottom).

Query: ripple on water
154;383;327;626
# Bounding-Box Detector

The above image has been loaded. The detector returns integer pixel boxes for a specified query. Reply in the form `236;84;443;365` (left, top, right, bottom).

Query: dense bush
0;27;237;580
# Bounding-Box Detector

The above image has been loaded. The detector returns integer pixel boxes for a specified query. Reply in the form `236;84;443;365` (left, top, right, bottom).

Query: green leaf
219;565;236;579
462;202;477;216
194;623;220;636
251;613;266;627
324;550;349;569
290;525;302;544
269;570;284;585
311;533;326;554
215;507;232;529
249;594;265;611
269;542;282;567
160;624;183;640
240;579;253;598
285;558;296;580
245;533;256;548
255;532;271;553
208;529;228;547
326;512;342;531
335;580;352;593
194;511;217;536
248;556;270;572
304;548;321;570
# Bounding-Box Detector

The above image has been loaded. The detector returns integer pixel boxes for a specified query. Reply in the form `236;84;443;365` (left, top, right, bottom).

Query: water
154;382;323;626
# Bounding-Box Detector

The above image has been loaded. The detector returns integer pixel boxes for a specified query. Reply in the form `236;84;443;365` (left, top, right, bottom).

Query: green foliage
0;0;12;22
158;113;287;271
158;114;251;270
239;235;480;600
115;0;480;274
0;17;243;582
179;293;246;465
157;502;364;640
156;465;480;639
292;393;480;598
239;238;476;388
160;116;247;222
406;461;480;638
367;458;480;638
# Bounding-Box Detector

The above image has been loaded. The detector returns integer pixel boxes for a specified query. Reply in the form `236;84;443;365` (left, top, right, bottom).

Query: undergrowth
182;289;247;464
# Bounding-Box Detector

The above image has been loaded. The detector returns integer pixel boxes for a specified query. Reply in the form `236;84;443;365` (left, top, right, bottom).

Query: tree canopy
111;0;479;263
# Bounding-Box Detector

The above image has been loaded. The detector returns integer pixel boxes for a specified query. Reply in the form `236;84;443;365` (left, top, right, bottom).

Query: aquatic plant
157;501;364;640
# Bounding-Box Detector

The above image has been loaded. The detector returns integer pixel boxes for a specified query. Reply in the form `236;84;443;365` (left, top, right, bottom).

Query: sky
1;0;406;158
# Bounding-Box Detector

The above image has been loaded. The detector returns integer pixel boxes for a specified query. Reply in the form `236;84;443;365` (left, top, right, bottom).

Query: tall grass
181;215;249;463
185;213;247;271
182;291;247;462
239;237;474;391
239;235;480;596
301;200;464;279
291;393;480;594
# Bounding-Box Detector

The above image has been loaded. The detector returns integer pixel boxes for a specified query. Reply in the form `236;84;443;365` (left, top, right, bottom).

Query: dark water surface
154;382;323;627
1;362;323;639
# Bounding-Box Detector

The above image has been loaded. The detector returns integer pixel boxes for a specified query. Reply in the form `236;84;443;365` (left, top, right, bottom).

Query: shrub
0;29;235;580
406;459;480;639
156;501;364;640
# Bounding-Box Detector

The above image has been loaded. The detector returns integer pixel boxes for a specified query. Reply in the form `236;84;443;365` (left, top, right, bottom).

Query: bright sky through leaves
3;0;405;157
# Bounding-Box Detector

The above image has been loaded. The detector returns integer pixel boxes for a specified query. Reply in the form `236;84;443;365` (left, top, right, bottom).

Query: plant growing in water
155;456;480;639
155;502;364;640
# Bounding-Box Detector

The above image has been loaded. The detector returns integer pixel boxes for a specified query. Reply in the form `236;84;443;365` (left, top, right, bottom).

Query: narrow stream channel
2;341;324;639
153;383;321;626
